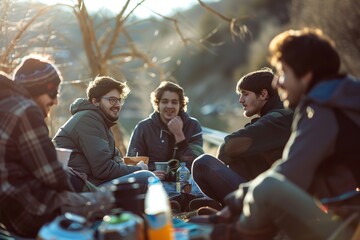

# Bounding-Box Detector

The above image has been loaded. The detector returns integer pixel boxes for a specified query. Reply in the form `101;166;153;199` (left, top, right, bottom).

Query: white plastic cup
55;147;72;168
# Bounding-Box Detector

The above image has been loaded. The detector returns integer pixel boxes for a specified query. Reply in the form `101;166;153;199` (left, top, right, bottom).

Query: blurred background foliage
1;0;358;154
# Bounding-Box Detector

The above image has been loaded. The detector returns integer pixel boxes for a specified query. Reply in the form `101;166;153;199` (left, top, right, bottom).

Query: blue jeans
192;154;246;204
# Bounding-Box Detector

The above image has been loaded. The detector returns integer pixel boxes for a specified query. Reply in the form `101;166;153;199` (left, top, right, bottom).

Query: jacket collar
260;94;284;116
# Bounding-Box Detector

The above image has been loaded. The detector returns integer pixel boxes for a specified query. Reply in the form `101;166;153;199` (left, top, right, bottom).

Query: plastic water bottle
176;162;190;193
145;177;173;240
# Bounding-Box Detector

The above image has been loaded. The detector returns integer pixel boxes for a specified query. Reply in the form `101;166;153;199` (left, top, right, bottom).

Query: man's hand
136;160;148;170
153;170;167;180
168;116;185;143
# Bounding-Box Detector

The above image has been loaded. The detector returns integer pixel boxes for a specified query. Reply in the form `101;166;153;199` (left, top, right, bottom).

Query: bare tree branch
1;5;53;72
197;0;249;40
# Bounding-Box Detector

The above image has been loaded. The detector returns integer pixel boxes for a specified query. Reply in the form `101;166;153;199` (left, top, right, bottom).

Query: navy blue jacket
127;111;203;171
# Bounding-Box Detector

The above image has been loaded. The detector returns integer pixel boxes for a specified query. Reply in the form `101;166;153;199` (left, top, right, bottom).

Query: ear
91;98;99;107
301;72;313;90
260;89;269;100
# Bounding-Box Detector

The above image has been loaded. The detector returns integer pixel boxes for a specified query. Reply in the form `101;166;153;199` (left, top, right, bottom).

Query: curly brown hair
87;76;130;102
150;81;189;113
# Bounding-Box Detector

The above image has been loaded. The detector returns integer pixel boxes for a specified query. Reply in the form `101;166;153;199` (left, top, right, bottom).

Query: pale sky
34;0;220;19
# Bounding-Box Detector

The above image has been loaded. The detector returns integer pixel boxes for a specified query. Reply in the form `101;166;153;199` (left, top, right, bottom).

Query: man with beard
53;76;154;189
192;68;293;206
0;56;113;238
192;28;359;240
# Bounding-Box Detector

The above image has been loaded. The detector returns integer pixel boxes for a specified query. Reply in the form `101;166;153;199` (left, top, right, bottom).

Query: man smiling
126;81;205;207
0;55;116;237
127;81;203;175
53;76;154;189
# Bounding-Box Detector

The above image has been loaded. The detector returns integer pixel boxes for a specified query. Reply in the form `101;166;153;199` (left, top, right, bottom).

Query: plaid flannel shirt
0;78;73;236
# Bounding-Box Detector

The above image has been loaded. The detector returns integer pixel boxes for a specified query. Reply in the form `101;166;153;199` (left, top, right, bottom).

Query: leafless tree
0;0;247;154
0;0;54;73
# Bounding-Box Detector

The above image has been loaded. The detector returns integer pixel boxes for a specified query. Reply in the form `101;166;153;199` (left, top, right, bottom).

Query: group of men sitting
1;27;359;239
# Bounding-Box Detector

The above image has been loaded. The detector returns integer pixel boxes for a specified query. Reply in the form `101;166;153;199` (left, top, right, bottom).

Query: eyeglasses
48;88;59;99
102;96;124;105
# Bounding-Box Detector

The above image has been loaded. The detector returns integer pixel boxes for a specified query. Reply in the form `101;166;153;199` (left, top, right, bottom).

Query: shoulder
188;116;201;125
136;117;153;128
74;108;102;121
256;108;292;123
181;112;201;124
5;95;41;117
132;117;156;134
1;95;42;128
266;108;293;118
295;101;336;129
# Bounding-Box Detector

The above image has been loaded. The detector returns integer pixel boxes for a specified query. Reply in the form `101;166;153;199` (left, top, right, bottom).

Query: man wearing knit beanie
13;55;61;117
0;55;113;238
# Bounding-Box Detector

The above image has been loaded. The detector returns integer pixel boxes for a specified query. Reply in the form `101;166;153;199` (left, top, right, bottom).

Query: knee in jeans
193;154;213;168
192;154;215;179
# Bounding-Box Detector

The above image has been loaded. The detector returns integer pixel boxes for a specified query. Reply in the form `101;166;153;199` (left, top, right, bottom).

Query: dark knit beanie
13;57;62;98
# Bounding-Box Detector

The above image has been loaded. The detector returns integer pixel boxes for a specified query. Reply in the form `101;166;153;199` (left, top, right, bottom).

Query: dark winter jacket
226;76;360;213
126;111;204;171
53;98;141;186
218;94;293;180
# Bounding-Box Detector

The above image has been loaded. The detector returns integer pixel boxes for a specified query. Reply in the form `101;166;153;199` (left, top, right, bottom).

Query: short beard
102;106;119;122
243;110;254;118
105;113;119;122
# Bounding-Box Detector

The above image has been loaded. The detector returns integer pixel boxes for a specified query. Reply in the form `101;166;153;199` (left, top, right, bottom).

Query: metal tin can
37;213;94;240
97;210;145;240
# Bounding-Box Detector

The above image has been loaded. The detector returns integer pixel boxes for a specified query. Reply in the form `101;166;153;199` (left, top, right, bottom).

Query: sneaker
188;197;222;212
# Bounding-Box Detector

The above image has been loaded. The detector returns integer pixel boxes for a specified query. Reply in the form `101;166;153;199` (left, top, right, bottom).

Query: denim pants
237;171;354;239
192;154;246;204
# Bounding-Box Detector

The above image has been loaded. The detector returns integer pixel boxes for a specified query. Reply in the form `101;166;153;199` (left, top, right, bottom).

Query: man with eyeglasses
53;76;154;190
0;55;114;237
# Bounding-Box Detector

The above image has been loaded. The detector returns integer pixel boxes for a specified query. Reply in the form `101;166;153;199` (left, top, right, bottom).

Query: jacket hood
70;98;117;127
149;111;191;129
306;76;360;111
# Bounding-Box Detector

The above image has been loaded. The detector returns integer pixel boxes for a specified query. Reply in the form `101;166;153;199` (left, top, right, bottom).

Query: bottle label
145;212;168;229
176;181;190;193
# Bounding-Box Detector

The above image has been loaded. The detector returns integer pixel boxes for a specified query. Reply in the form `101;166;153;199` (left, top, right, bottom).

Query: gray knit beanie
13;56;62;98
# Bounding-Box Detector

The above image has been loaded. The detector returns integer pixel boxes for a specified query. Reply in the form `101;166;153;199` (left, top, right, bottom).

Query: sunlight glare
32;0;220;19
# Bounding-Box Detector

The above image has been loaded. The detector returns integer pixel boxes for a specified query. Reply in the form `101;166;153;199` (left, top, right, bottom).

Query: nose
239;95;244;104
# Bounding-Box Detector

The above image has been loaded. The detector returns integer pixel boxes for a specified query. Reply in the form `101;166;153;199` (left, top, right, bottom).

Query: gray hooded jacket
53;98;141;186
